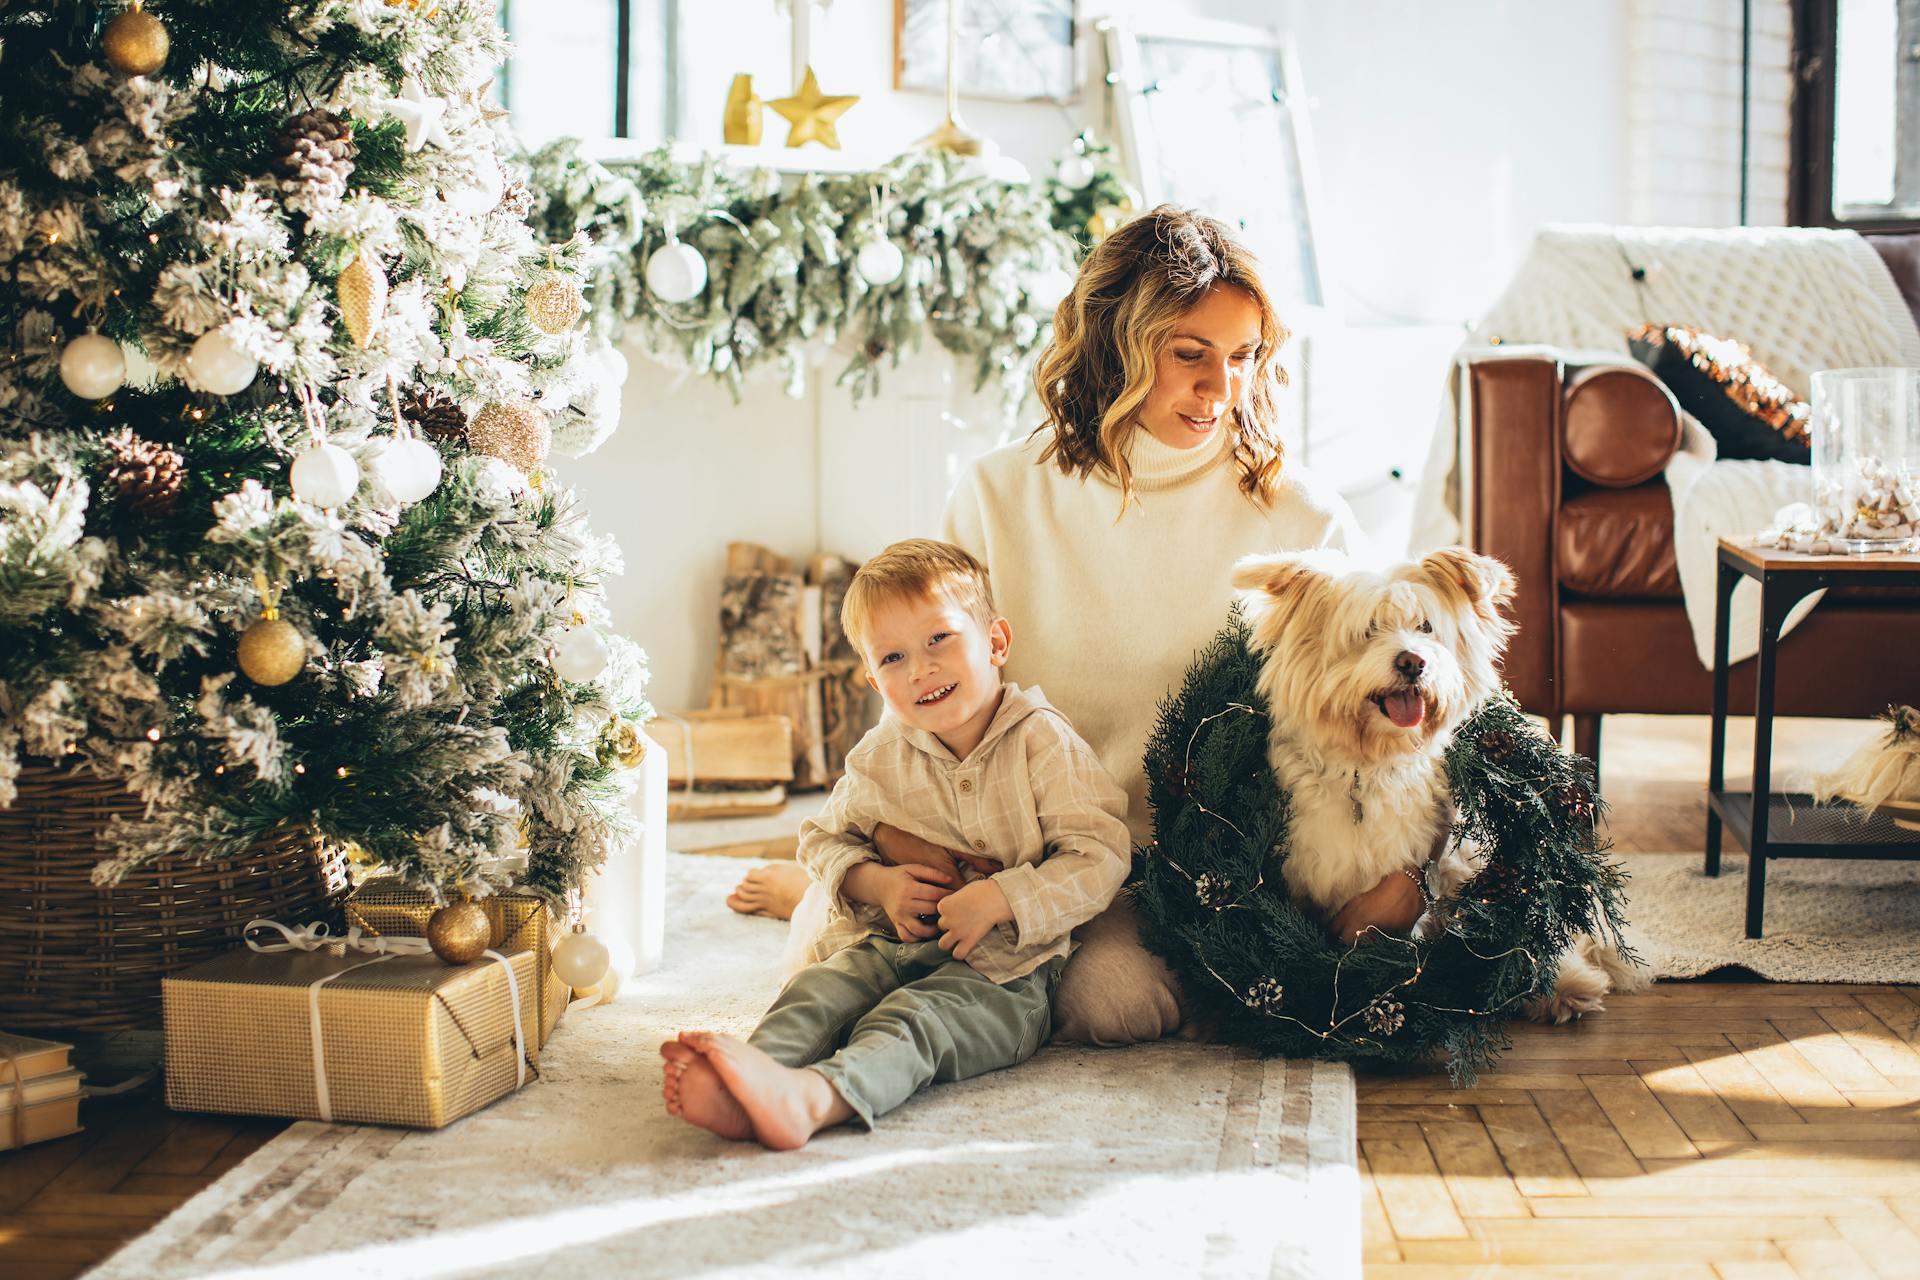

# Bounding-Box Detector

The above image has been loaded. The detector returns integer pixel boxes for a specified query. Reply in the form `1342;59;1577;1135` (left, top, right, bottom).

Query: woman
731;206;1426;1043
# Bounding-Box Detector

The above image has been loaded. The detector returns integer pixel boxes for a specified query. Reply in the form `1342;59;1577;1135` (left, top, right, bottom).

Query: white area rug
92;853;1359;1280
1619;852;1920;982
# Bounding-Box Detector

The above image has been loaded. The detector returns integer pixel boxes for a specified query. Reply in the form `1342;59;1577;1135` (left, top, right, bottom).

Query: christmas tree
0;2;650;900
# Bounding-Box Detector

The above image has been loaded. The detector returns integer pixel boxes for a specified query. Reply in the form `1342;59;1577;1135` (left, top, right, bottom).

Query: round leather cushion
1563;363;1683;487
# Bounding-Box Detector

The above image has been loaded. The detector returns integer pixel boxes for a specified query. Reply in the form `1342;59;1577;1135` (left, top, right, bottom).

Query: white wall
554;0;1765;712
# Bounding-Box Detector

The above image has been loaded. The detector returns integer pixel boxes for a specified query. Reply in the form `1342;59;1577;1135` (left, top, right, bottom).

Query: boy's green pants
747;936;1062;1128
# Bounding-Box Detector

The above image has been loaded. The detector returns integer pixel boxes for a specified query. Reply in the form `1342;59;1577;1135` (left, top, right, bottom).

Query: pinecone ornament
497;179;535;220
275;109;356;215
1363;996;1406;1036
1553;781;1597;825
1477;728;1515;763
400;385;468;442
101;428;185;516
1242;976;1286;1014
1193;872;1231;910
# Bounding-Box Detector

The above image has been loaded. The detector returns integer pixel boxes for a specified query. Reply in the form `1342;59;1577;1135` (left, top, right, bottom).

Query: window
498;0;676;146
1790;0;1920;230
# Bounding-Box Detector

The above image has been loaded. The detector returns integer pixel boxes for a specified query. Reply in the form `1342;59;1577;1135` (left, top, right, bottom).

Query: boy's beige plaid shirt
798;684;1132;984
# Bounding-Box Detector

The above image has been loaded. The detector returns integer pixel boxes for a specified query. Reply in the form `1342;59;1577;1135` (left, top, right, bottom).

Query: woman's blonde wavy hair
1033;205;1290;508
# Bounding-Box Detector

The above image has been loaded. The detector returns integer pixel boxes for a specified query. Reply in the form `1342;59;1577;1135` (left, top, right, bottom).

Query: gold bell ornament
237;571;306;687
102;1;169;77
426;897;493;964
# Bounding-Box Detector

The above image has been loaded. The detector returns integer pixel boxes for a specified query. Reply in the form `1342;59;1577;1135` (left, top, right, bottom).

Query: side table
1705;538;1920;938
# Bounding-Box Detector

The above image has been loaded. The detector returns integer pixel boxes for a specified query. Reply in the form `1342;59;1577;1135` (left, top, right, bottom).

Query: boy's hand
846;861;954;942
936;878;1014;961
873;821;1000;878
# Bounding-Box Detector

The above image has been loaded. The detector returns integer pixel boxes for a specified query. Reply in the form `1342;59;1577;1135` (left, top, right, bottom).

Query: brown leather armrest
1465;352;1562;715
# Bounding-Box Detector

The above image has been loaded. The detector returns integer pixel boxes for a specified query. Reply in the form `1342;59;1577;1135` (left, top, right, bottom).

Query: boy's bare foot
659;1039;754;1141
678;1030;854;1151
725;863;807;919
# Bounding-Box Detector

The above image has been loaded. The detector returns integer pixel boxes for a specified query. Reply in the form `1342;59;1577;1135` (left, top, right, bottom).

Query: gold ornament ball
102;5;169;77
426;899;493;964
468;400;552;474
237;617;306;686
523;275;584;335
596;718;648;770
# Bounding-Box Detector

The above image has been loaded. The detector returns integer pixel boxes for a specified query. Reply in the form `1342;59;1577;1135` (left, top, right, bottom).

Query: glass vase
1809;367;1920;554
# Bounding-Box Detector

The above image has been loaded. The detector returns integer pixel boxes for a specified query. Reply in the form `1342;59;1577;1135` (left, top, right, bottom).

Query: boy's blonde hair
841;539;997;659
1032;204;1290;511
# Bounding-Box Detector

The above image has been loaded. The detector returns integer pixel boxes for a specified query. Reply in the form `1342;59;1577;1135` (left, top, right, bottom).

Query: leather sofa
1463;232;1920;780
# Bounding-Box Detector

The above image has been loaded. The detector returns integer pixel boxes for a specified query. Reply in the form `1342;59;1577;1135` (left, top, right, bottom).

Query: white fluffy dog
1231;545;1635;1023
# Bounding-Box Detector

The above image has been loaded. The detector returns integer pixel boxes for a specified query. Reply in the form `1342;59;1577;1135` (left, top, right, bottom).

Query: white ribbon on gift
244;919;529;1123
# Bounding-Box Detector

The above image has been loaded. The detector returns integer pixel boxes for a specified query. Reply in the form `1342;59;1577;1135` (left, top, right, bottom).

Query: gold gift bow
243;919;528;1123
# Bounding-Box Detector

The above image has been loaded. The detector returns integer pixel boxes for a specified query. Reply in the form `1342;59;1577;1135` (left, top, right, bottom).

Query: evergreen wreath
1130;609;1634;1083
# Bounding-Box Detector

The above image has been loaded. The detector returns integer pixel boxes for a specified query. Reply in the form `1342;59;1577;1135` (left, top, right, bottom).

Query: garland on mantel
519;139;1130;413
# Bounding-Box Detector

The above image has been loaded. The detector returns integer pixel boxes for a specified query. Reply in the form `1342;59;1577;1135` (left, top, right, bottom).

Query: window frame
1789;0;1920;233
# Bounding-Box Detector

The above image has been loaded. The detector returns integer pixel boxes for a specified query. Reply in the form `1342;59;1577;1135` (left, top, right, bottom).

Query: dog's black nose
1394;651;1426;681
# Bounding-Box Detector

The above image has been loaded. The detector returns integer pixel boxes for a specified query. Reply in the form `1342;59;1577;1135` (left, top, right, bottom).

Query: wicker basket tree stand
0;763;349;1033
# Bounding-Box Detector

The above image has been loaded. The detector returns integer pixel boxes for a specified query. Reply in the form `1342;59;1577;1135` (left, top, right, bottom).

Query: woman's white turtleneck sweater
943;426;1364;842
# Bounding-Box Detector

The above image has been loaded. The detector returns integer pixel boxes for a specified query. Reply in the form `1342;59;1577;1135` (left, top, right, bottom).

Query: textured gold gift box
344;883;568;1046
163;945;541;1128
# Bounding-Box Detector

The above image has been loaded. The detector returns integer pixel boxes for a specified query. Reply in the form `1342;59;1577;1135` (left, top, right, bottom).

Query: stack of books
0;1031;84;1150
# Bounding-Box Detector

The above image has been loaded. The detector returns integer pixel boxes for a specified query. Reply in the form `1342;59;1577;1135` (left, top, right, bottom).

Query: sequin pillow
1627;323;1812;464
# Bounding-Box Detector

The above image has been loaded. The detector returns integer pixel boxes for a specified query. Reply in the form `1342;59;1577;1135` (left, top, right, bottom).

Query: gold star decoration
767;67;858;150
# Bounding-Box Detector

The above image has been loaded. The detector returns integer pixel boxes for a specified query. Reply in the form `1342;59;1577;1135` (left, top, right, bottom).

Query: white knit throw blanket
1411;224;1920;667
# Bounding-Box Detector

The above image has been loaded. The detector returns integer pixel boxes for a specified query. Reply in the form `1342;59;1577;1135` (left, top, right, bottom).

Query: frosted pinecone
400;384;468;442
1363;996;1406;1036
275;109;357;217
1242;977;1285;1014
101;428;185;517
1194;872;1230;910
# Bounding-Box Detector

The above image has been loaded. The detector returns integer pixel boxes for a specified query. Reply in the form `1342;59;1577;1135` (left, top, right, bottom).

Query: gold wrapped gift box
163;944;542;1128
344;883;569;1046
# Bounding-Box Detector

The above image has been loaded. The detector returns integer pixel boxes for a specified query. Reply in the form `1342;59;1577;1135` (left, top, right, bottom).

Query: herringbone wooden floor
2;714;1907;1280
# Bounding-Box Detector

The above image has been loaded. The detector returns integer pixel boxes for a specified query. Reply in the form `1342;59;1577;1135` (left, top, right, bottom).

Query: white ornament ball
443;158;504;218
1057;152;1098;191
59;333;126;399
372;435;442;504
1027;267;1075;311
185;328;257;396
289;441;361;508
595;342;630;388
552;625;610;682
855;238;905;287
645;240;708;303
552;927;611;989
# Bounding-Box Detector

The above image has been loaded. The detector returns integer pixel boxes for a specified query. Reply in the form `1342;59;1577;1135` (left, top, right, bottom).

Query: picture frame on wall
1099;17;1326;310
894;0;1080;105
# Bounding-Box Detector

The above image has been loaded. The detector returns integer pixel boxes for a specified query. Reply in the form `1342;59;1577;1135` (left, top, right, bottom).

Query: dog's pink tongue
1383;690;1426;728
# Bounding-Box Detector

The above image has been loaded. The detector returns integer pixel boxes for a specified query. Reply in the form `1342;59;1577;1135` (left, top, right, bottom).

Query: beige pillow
1051;897;1187;1045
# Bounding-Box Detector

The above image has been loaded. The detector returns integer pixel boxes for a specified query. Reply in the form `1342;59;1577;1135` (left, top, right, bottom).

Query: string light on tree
185;328;257;395
59;332;126;399
644;239;707;303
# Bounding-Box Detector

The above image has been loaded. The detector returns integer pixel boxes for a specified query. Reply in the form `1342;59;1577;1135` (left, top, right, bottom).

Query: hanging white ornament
552;624;610;682
59;332;126;399
443;157;504;217
553;923;611;990
1056;151;1098;191
1026;266;1075;311
185;328;258;395
645;240;708;303
371;435;441;504
594;341;629;388
289;440;360;508
855;237;905;287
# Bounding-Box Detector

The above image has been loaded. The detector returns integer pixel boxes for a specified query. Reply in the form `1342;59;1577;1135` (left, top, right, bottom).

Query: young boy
662;539;1130;1150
